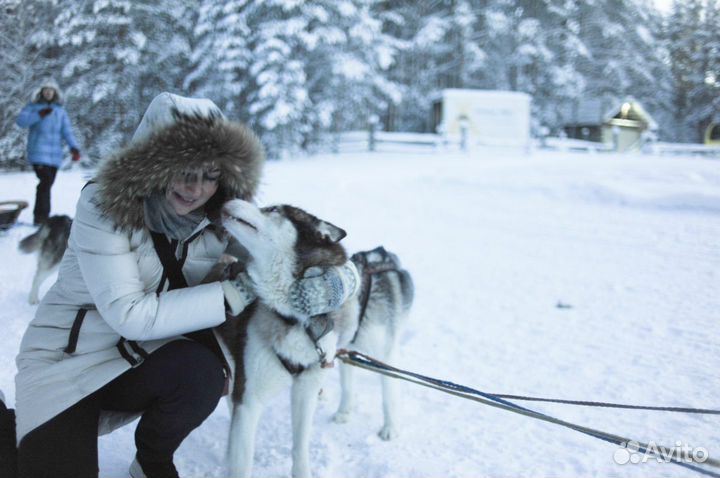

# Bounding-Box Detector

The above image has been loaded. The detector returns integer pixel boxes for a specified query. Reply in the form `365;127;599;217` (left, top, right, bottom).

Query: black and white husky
218;199;347;478
18;215;73;304
218;200;413;477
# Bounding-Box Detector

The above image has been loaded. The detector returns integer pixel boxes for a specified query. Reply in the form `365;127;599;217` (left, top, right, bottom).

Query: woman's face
41;88;55;102
165;166;221;216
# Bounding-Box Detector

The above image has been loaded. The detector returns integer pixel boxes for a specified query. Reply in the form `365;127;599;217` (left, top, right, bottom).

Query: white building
432;89;532;149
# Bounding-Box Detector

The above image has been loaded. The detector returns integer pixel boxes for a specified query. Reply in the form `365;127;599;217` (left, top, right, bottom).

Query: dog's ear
317;220;346;243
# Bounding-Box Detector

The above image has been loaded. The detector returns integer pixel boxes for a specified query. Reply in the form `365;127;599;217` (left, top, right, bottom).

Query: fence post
332;130;339;154
459;116;469;151
612;125;620;152
368;115;379;152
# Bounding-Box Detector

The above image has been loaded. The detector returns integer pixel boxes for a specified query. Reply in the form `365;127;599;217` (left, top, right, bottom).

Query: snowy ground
1;148;719;477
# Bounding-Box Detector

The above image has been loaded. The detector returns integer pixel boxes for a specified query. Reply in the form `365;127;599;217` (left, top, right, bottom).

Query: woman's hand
221;271;256;316
288;261;360;317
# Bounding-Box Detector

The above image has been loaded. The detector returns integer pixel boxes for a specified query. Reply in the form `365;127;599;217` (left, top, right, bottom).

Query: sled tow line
335;349;720;477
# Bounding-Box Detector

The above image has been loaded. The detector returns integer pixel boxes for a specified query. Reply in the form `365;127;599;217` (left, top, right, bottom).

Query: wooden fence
323;130;720;158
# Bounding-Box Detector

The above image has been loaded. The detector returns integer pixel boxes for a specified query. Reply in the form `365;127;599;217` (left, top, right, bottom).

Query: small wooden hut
561;98;658;152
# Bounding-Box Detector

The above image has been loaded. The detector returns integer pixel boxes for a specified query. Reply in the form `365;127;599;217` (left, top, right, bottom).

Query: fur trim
94;113;265;231
31;79;63;104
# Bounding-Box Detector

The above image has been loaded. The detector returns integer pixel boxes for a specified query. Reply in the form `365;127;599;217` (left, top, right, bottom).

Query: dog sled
0;200;28;230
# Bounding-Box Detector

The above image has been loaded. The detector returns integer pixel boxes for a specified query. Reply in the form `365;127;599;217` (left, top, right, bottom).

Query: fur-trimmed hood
30;79;63;104
94;93;265;231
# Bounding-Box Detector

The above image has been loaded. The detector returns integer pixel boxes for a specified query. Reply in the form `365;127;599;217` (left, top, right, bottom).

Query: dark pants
0;402;17;478
32;165;58;225
16;340;225;478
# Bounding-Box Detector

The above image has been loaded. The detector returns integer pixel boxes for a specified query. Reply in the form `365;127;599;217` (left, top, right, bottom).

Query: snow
415;16;448;47
333;55;368;80
1;148;719;477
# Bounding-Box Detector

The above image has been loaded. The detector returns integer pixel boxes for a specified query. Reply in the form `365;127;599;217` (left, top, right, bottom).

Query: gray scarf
143;192;204;240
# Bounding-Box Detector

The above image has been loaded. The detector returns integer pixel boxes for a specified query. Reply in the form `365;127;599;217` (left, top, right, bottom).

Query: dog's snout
222;212;259;232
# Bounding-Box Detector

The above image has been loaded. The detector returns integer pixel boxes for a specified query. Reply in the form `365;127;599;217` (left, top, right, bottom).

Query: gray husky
332;246;414;441
217;200;413;477
18;215;73;304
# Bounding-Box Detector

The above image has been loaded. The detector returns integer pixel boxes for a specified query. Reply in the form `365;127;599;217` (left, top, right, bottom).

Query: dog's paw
378;425;398;441
332;410;351;424
28;295;39;305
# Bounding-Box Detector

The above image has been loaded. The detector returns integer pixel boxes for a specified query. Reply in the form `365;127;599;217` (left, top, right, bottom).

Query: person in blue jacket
16;81;81;225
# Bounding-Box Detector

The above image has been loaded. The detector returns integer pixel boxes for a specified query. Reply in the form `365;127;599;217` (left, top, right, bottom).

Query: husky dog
218;199;349;478
218;200;415;477
332;246;414;441
18;215;72;304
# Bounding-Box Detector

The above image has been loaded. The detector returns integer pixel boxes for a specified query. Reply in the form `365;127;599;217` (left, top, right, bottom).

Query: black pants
32;165;58;225
16;340;225;478
0;401;17;478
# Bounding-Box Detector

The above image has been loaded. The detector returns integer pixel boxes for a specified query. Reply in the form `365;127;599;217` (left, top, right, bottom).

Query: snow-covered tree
187;0;311;156
381;0;487;132
574;1;671;119
667;0;720;141
21;0;198;160
133;2;197;113
188;0;400;156
474;0;589;134
0;0;49;168
35;0;148;157
0;0;708;165
302;0;402;140
185;0;253;109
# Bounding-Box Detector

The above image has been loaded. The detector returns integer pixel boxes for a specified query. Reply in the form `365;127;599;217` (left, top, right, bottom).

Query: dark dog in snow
18;215;72;304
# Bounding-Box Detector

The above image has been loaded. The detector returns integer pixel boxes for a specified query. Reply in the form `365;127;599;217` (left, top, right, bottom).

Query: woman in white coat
11;93;359;478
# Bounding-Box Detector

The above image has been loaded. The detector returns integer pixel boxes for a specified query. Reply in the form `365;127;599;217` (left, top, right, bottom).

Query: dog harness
63;225;230;374
273;313;335;376
148;229;230;375
351;246;402;344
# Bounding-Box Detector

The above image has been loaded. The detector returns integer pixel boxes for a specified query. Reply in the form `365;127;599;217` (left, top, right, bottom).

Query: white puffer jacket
14;93;265;443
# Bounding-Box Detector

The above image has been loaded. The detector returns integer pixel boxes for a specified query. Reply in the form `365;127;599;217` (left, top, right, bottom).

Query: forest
1;0;719;163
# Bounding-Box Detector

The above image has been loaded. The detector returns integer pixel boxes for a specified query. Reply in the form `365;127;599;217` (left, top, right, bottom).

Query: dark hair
203;184;229;223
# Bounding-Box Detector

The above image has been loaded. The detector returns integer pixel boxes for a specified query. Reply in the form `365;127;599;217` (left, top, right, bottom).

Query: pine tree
134;1;197;111
668;0;720;141
303;0;402;139
0;0;704;161
185;0;253;109
694;0;720;135
482;0;589;134
188;0;401;156
0;0;50;167
31;1;148;157
381;0;487;132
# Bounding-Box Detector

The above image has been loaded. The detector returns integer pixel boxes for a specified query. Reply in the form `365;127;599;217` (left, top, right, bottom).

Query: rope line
485;394;720;414
336;350;720;477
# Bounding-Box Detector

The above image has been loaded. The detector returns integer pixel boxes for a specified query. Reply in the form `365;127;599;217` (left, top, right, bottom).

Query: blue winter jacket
16;102;79;168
